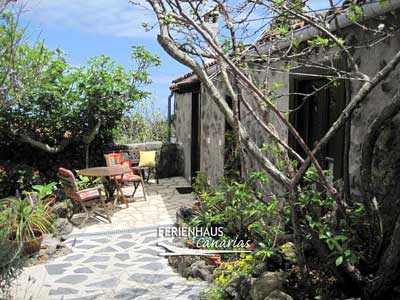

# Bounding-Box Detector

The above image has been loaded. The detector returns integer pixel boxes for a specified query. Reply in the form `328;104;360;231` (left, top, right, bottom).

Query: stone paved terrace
72;176;195;234
11;177;209;300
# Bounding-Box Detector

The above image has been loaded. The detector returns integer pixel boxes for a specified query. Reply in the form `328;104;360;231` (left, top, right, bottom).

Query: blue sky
19;0;189;116
19;0;329;115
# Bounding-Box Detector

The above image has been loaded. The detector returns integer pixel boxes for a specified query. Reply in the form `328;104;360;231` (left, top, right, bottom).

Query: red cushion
58;167;75;180
116;173;141;182
78;189;101;201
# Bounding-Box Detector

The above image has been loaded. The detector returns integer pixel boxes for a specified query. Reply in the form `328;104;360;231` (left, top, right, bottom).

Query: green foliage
192;171;210;196
114;98;169;144
223;130;241;180
0;198;53;242
75;172;101;190
270;0;305;33
191;174;267;238
31;182;57;202
0;13;160;155
308;36;345;48
0;164;41;198
0;227;26;293
191;172;285;258
215;254;255;287
348;3;363;23
199;286;226;300
300;168;360;268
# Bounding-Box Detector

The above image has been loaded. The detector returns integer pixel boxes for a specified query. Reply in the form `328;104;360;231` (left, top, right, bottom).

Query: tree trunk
83;120;102;168
360;91;400;298
18;133;71;154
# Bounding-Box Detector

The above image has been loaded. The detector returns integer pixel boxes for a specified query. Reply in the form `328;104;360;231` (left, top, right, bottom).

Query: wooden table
79;166;131;208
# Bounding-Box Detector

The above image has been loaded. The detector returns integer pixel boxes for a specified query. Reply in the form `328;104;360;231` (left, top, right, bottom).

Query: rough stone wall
122;142;184;179
342;17;400;238
344;20;400;198
239;63;289;192
174;92;192;181
173;12;400;198
199;83;225;186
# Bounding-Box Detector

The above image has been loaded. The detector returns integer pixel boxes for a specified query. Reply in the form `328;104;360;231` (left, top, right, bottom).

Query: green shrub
0;226;26;293
191;172;278;240
199;287;226;300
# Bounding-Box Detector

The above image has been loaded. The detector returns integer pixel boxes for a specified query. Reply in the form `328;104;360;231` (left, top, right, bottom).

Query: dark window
224;96;241;178
289;78;346;180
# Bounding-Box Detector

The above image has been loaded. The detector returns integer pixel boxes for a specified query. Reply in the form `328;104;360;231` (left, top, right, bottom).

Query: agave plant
1;199;53;242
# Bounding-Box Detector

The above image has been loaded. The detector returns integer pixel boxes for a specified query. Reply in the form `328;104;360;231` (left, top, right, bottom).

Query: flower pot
206;254;222;266
10;230;44;255
192;201;201;213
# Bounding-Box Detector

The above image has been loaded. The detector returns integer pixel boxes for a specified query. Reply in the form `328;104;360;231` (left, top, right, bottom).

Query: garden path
12;177;208;300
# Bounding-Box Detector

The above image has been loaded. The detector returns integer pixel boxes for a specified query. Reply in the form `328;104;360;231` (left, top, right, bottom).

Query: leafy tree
144;0;400;297
114;98;168;144
0;12;160;167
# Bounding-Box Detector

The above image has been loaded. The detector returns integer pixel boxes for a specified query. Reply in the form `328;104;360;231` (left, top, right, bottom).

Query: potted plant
1;199;53;255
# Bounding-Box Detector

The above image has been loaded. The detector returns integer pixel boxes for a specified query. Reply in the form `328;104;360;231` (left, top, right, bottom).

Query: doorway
191;92;201;183
289;78;346;180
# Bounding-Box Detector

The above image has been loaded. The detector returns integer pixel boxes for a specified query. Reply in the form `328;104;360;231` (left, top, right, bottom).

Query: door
191;92;201;183
289;78;346;180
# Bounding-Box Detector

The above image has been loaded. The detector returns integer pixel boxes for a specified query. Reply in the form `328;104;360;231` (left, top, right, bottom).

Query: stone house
169;0;400;218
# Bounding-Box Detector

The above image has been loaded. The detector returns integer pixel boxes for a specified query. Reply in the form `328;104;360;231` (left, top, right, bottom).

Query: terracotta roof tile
170;60;218;90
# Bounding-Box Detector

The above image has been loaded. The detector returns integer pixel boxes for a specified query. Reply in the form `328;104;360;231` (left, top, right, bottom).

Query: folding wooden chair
104;153;147;202
57;167;112;228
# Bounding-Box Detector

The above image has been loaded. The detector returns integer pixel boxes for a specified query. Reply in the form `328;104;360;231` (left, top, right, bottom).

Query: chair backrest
104;153;125;167
57;167;79;200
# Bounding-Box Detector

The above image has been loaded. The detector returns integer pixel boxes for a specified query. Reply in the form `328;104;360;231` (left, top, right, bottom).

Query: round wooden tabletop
78;166;131;177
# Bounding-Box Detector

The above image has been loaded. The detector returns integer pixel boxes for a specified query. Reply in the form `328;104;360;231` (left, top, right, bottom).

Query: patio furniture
79;166;131;207
137;151;159;183
115;150;159;183
57;167;112;228
104;153;147;202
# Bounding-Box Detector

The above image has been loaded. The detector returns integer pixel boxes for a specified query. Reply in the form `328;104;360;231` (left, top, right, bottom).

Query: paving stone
64;254;85;261
86;277;119;288
136;248;160;256
93;264;107;269
114;288;149;300
74;267;94;274
128;273;171;284
115;253;130;261
163;283;174;289
176;287;195;297
118;234;133;239
55;274;88;284
68;294;105;300
75;244;97;250
49;287;79;295
94;246;118;253
116;241;136;249
15;178;209;300
141;262;164;271
114;263;131;268
92;238;111;243
142;236;159;243
134;256;161;263
83;255;110;263
45;263;72;275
